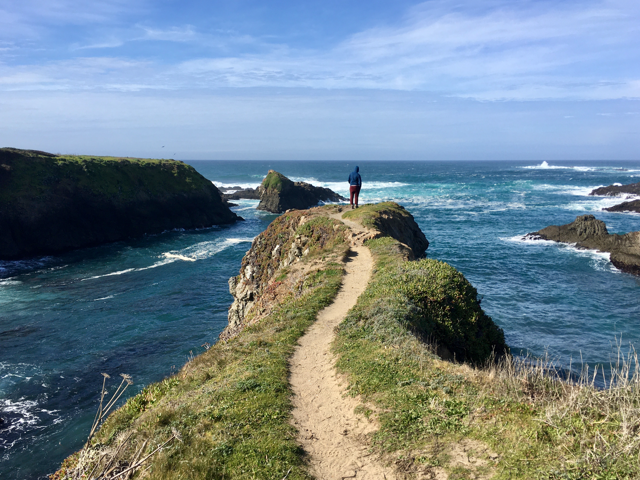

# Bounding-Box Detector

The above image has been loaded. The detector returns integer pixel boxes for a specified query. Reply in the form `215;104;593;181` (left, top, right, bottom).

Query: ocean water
3;160;640;478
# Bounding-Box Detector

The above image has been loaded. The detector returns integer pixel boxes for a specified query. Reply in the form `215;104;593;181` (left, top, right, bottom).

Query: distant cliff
0;148;240;259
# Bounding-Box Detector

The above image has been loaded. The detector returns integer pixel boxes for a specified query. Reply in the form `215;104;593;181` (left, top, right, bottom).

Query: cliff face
528;214;640;275
223;207;349;339
342;201;429;258
223;203;428;340
0;148;239;259
256;170;346;213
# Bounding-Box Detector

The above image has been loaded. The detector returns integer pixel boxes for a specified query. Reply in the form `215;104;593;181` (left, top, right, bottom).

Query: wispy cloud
0;0;639;100
139;25;197;42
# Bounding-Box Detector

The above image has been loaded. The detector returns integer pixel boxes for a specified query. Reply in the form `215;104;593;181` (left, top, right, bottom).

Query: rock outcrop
256;170;346;213
223;202;428;340
0;148;240;259
343;202;429;258
526;214;640;275
604;200;640;214
590;182;640;197
219;186;261;201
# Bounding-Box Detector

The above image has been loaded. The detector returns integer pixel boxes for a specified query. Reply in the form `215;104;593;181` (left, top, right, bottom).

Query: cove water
3;160;640;479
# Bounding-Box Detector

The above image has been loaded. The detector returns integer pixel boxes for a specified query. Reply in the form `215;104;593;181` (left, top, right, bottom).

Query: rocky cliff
223;203;427;340
527;214;640;275
0;148;240;259
256;170;346;213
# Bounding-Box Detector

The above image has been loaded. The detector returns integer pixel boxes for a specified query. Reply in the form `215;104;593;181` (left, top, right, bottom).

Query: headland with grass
0;148;239;259
50;201;640;479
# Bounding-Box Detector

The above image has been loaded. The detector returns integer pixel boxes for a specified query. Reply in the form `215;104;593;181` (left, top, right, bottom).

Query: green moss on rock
0;148;239;258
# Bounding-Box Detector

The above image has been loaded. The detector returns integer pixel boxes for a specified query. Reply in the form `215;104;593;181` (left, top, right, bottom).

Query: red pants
349;185;361;206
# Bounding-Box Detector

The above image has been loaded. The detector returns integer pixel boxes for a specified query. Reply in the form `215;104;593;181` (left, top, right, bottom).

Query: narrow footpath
290;216;396;479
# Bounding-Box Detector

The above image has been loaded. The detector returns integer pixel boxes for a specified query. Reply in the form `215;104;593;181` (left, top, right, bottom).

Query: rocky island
220;170;346;213
526;214;640;275
0;148;240;259
590;181;640;213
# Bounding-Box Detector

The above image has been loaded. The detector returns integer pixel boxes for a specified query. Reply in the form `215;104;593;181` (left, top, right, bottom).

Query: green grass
55;266;343;480
342;202;411;230
0;148;210;203
332;235;640;479
261;170;293;193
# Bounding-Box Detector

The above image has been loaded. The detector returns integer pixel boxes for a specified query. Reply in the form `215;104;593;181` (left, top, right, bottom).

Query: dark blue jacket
348;166;362;187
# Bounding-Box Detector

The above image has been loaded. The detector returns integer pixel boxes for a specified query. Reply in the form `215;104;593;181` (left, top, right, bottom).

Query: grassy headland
334;204;640;479
0;148;238;259
52;203;640;479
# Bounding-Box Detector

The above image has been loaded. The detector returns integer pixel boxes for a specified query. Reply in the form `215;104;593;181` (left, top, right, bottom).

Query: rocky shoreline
590;181;640;213
526;214;640;275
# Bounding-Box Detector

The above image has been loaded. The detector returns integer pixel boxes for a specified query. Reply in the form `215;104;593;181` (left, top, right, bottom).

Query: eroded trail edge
290;237;395;479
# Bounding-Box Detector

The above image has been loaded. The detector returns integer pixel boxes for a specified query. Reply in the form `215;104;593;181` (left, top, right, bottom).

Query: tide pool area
3;160;640;479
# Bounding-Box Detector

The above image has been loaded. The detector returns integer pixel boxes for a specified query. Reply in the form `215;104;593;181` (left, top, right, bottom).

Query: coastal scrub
333;210;640;479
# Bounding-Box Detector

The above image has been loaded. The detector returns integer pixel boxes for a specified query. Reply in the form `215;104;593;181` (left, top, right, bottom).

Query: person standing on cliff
348;166;362;209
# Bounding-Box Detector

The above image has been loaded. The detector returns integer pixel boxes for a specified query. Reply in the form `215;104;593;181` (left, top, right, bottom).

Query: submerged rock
0;148;241;259
526;214;640;275
256;170;346;213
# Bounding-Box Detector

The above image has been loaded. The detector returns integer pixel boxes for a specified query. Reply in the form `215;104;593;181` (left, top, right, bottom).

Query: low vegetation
260;170;292;193
52;203;640;479
54;265;343;480
0;148;209;203
333;210;640;479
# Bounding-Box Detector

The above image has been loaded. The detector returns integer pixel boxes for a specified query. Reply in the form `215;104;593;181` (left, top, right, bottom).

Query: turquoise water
2;160;640;478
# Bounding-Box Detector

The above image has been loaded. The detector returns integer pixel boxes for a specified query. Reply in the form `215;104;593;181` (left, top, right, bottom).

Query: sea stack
256;170;346;213
526;214;640;275
0;148;241;259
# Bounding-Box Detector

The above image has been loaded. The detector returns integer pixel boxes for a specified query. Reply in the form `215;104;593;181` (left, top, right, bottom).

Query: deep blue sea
2;160;640;479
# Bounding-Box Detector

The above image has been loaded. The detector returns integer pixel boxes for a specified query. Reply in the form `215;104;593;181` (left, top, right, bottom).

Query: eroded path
290;216;396;479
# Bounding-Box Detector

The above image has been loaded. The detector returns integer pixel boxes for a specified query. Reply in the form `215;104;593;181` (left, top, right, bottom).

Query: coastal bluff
0;148;240;259
56;202;564;480
223;202;430;341
527;214;640;275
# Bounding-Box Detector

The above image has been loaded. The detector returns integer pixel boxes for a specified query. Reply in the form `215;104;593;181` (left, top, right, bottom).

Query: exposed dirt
290;214;397;479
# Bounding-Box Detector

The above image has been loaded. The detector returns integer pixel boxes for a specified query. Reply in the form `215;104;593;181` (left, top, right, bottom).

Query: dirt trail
290;214;396;479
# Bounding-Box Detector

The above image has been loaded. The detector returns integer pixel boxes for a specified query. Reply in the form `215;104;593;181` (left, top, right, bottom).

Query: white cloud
0;0;639;100
139;25;197;42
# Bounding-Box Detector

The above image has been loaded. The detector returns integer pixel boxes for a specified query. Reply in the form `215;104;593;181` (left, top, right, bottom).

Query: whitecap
501;236;617;273
93;295;115;301
82;268;136;281
212;181;261;190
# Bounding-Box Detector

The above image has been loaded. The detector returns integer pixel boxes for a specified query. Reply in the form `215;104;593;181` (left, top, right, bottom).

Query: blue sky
1;0;638;160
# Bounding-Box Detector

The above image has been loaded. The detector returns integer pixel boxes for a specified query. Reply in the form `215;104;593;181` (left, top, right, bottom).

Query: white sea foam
288;177;408;193
83;268;136;281
501;236;617;272
94;295;115;301
82;237;255;280
0;397;60;450
522;162;640;174
212;181;261;190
